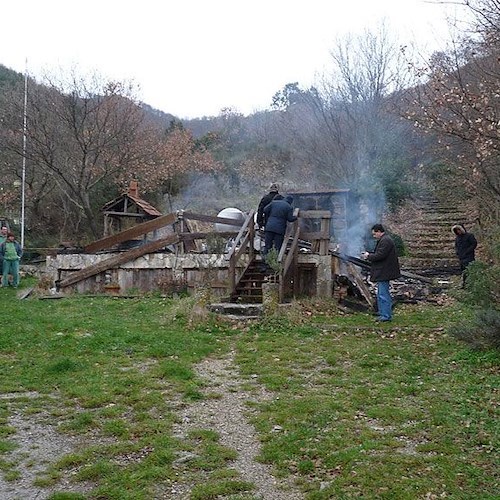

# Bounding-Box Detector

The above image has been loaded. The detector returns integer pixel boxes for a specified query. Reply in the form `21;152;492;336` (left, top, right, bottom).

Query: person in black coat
262;195;297;264
362;224;401;322
256;183;279;230
452;224;477;285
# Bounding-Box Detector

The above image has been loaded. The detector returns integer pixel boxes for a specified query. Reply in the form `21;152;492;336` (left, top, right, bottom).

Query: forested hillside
0;0;498;264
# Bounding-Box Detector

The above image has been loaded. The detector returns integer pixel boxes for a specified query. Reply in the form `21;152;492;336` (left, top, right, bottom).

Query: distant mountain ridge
0;63;183;128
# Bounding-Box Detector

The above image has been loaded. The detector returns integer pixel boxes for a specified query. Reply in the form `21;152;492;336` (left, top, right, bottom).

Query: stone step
400;257;461;274
406;245;454;253
407;242;455;251
407;251;456;259
233;288;263;299
406;229;455;238
208;302;264;316
407;236;455;242
407;239;454;247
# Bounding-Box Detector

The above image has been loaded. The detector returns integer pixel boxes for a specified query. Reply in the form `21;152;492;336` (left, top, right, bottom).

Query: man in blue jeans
362;224;401;322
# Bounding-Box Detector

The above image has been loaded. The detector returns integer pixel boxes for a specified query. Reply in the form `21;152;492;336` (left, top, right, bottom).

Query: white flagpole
21;59;28;248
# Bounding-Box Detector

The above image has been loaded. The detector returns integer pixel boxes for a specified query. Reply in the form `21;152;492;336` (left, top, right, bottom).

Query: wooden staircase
399;197;474;275
229;258;269;304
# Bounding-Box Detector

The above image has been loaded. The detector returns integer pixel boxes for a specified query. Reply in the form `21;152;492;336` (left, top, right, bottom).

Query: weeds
0;288;498;498
450;261;500;350
450;308;500;350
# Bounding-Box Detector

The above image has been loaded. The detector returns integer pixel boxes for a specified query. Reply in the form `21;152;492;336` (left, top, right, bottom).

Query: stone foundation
46;253;249;296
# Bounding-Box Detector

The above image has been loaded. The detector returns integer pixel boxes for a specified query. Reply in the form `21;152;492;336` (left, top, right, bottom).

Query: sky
1;0;466;119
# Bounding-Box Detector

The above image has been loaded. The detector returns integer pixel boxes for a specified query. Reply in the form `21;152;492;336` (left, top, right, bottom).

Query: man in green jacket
0;225;8;283
0;232;23;288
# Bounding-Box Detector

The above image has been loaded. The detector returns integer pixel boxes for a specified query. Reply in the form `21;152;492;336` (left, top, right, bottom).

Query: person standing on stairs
362;224;401;322
257;182;280;231
452;224;477;286
262;195;297;271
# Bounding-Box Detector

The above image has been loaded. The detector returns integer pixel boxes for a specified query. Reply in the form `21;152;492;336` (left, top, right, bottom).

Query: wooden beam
346;262;375;308
103;211;146;218
179;231;238;240
58;234;180;289
301;231;330;240
84;212;177;253
300;210;331;218
182;212;245;226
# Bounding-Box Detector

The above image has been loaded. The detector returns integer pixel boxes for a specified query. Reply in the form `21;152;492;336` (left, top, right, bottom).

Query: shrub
388;231;407;257
449;308;500;350
462;261;500;309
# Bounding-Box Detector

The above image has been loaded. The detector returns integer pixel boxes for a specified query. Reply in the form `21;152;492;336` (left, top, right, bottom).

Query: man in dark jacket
257;183;279;230
262;195;297;264
362;224;401;322
452;224;477;285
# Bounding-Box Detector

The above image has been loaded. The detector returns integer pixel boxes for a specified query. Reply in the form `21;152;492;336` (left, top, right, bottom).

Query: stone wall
47;253;250;296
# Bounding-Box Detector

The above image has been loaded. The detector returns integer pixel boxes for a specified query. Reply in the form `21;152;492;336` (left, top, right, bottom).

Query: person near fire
452;224;477;286
0;231;23;288
257;182;280;231
362;224;401;322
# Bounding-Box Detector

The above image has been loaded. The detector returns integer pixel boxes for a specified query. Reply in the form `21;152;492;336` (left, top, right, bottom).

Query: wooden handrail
278;209;300;302
226;210;255;296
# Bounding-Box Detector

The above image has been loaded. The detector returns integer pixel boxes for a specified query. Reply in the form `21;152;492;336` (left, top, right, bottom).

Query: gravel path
0;353;304;499
170;351;304;499
0;394;91;500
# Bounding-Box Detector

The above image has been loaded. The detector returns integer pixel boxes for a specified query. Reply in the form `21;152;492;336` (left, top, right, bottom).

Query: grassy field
0;283;498;499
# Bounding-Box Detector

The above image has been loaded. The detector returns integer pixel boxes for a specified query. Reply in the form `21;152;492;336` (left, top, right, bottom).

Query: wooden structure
54;210;255;295
225;209;331;303
290;189;352;243
46;187;434;306
51;207;335;303
101;181;163;237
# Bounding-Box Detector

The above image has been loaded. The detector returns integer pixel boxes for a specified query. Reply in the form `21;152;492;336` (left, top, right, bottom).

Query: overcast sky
1;0;465;119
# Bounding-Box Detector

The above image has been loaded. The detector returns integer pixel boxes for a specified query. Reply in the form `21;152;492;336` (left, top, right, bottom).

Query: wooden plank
319;216;331;256
179;215;196;253
346;262;374;308
102;211;145;218
301;231;330;240
400;269;434;284
182;212;245;226
58;234;180;289
179;231;238;240
84;212;177;253
330;251;434;284
300;210;331;218
18;287;35;300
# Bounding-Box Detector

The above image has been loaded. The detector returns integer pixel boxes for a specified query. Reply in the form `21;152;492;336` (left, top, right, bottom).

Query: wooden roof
102;181;162;217
102;193;162;217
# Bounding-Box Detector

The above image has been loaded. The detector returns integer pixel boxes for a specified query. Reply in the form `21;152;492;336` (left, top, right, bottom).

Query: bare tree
271;23;421;208
0;70;165;240
408;0;500;236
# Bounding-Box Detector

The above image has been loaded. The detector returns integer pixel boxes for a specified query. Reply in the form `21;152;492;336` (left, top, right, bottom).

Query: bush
450;260;499;351
462;261;500;309
450;308;500;350
388;231;407;257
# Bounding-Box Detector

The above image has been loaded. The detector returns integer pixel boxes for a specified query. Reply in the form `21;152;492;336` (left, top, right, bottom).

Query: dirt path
169;350;304;499
0;393;91;499
0;352;304;499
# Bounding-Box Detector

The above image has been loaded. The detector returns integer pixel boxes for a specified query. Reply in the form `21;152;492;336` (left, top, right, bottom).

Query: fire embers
334;273;452;312
333;274;369;311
